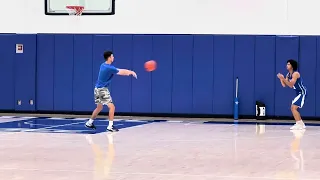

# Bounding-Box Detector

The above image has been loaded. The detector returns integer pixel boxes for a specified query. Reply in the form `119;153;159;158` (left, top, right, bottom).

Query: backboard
45;0;115;15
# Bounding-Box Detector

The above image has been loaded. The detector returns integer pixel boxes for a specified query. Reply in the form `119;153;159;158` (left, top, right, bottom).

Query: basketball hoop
66;6;84;16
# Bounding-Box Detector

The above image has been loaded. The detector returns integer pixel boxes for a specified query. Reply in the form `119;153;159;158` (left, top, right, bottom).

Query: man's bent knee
96;104;103;111
107;103;115;110
291;104;299;111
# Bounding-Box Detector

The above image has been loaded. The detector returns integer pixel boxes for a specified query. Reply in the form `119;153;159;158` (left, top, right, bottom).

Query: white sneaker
290;123;306;130
290;123;297;130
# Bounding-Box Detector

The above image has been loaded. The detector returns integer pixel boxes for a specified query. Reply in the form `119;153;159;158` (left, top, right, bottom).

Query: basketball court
0;114;320;180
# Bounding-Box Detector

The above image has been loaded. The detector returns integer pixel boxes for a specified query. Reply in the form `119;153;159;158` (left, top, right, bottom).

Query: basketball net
66;6;84;16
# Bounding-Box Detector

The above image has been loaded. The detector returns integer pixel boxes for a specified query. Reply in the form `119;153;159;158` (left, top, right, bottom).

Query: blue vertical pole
234;77;239;120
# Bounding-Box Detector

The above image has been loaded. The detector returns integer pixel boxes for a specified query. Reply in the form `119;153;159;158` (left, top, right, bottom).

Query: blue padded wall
172;35;193;113
151;35;173;113
54;34;74;111
212;35;234;115
0;35;15;110
131;35;152;113
254;36;276;116
234;36;255;115
274;36;299;116
316;38;320;117
14;34;37;111
1;34;320;119
299;36;317;117
73;35;93;112
112;35;133;113
192;35;214;114
37;34;54;111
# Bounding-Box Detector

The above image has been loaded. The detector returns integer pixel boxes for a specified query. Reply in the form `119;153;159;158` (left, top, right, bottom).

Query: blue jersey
287;71;307;95
95;63;119;88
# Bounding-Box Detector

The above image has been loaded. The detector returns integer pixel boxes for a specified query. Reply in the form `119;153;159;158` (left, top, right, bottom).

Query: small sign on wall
16;44;23;53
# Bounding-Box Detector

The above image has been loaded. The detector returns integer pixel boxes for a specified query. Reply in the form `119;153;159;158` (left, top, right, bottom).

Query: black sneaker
107;126;119;132
85;122;96;130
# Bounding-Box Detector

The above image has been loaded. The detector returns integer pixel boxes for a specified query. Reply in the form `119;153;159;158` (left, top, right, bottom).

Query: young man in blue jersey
85;51;137;132
277;59;307;130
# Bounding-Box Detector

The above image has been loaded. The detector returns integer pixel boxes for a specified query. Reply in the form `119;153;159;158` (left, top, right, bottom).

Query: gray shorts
94;87;113;105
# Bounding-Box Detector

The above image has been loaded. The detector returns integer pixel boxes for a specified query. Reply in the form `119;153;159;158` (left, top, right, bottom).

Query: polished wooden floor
0;115;319;180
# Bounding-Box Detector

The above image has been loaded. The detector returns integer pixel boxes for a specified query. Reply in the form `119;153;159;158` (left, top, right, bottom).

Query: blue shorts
292;93;306;108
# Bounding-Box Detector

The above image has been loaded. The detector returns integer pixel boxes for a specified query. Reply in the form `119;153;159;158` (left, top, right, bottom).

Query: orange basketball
144;60;157;72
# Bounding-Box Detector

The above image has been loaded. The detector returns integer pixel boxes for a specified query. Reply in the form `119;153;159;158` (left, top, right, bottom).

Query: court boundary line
23;121;85;132
23;120;124;127
0;167;317;180
0;118;318;140
0;119;148;136
0;121;85;136
3;115;320;126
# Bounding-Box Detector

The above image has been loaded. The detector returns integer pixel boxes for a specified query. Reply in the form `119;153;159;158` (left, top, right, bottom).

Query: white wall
3;0;320;35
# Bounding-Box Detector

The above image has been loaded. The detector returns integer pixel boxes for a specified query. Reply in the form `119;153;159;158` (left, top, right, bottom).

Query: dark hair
103;51;113;60
287;59;298;71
